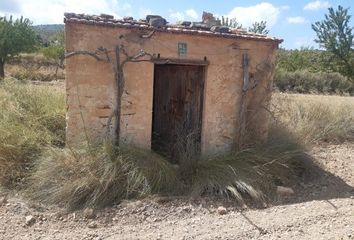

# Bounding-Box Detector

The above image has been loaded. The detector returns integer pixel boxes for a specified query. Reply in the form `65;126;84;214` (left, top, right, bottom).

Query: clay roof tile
64;12;283;44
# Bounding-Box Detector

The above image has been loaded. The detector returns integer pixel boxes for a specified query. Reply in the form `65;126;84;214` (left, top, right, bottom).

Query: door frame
152;57;209;66
151;59;208;158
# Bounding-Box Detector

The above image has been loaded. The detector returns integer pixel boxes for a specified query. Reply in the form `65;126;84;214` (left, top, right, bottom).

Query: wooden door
152;64;205;162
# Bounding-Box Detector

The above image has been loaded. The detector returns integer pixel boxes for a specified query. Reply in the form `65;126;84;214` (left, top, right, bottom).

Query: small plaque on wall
177;42;187;57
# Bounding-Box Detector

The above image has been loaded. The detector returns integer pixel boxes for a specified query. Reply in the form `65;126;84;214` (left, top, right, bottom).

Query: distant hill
34;24;64;32
33;24;64;45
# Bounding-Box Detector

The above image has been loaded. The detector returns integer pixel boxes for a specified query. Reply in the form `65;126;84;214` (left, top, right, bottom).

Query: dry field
271;93;354;143
5;54;65;82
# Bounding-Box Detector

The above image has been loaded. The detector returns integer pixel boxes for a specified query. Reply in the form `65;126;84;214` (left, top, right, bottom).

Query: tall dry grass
271;93;354;143
181;127;305;206
0;78;65;187
6;53;65;81
29;144;178;210
1;80;354;209
27;127;304;209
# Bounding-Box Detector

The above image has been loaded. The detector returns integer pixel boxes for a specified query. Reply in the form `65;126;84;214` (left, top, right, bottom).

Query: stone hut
64;12;282;158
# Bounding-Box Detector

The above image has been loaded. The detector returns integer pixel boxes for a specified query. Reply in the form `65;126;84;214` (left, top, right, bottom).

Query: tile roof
64;13;283;44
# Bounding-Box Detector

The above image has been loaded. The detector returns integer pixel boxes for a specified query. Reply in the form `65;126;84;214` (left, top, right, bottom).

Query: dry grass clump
10;67;60;82
271;93;354;143
29;144;178;210
180;127;305;206
29;128;304;210
2;80;353;210
6;53;65;81
0;78;65;187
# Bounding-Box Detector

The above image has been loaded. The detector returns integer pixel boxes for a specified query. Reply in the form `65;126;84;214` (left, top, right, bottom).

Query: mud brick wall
65;22;278;155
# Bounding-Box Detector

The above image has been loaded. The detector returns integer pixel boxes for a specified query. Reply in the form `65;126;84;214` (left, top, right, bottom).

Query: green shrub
40;45;64;62
274;69;354;95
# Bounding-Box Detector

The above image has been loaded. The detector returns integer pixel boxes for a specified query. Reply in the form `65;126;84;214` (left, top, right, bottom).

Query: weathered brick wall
65;22;278;155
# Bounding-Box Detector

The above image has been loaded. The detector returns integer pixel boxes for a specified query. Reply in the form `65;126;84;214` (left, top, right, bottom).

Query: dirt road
1;144;353;240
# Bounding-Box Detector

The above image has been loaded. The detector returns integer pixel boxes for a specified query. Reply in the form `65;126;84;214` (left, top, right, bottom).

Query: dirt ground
0;143;353;240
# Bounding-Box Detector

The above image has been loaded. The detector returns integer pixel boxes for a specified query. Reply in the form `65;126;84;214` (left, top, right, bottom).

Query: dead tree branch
115;45;154;145
65;45;155;146
237;54;275;149
65;47;110;62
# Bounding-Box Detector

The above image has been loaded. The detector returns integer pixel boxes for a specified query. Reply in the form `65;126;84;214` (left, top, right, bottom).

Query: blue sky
0;0;353;49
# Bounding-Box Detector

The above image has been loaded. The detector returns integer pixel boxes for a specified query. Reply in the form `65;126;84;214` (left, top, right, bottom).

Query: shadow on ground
273;151;354;207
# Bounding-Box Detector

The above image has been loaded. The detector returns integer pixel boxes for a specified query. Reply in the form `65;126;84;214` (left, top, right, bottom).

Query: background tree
221;16;243;29
276;47;329;72
40;29;65;79
0;16;38;78
312;5;354;82
248;21;269;35
220;17;269;35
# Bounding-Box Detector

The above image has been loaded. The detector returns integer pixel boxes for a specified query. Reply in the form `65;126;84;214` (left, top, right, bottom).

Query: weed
1;80;353;209
0;78;65;187
179;126;305;206
29;144;178;210
272;94;354;143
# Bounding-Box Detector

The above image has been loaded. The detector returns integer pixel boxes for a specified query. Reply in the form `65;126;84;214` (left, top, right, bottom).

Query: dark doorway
152;64;205;163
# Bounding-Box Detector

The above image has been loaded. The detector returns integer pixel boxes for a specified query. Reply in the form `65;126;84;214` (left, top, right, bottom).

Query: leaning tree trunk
0;59;5;79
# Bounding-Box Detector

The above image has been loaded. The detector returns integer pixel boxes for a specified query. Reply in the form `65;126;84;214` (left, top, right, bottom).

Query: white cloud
226;2;280;28
287;16;307;24
281;5;290;10
185;9;198;20
120;3;132;16
169;9;199;22
0;0;131;24
304;1;330;11
169;11;185;21
139;8;152;19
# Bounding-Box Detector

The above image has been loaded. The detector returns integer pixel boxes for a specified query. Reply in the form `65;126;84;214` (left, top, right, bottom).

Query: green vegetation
0;15;64;80
276;48;329;72
34;24;64;46
39;30;65;79
275;5;353;94
0;16;38;78
221;16;243;29
248;21;269;35
312;6;354;83
275;69;353;94
220;17;269;34
275;48;353;95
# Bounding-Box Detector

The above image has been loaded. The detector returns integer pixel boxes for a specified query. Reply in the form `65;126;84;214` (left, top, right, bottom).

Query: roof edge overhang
64;13;283;44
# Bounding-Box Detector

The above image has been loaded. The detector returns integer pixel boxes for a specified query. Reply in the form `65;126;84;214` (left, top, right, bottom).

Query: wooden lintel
152;58;209;66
